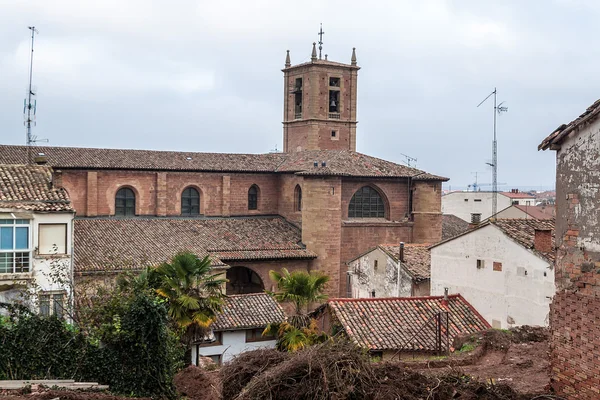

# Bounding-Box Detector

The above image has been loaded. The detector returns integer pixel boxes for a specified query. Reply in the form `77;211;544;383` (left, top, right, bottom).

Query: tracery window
348;186;385;218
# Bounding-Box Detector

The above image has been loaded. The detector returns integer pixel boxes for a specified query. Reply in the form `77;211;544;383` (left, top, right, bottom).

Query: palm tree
151;252;226;343
268;268;330;316
266;268;330;351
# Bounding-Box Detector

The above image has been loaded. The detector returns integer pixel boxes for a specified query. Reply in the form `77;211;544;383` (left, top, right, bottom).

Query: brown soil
173;365;222;400
0;389;150;400
415;327;552;395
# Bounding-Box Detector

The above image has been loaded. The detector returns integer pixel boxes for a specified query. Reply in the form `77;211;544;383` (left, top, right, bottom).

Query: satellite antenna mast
477;88;508;217
318;23;325;60
400;153;417;168
24;26;43;163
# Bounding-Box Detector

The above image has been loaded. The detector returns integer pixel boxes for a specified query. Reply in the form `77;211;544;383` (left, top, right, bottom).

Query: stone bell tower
282;43;359;152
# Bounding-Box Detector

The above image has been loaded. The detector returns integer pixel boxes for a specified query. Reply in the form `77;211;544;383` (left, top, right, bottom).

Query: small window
181;187;200;216
464;199;468;202
294;185;302;212
39;292;65;318
331;130;336;137
474;199;482;202
38;224;67;255
329;77;340;87
371;290;376;298
512;201;519;205
374;260;378;271
477;259;485;269
248;185;259;210
199;331;223;347
0;218;31;274
246;328;274;342
115;187;135;216
471;213;481;224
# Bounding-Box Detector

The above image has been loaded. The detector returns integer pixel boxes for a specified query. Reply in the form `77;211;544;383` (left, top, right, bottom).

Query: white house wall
0;211;73;315
348;248;412;298
430;225;555;328
442;192;512;223
192;330;277;364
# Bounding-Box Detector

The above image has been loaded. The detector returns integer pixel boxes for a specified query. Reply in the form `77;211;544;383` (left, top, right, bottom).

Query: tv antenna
24;26;47;163
400;153;417;168
477;87;508;217
318;23;325;60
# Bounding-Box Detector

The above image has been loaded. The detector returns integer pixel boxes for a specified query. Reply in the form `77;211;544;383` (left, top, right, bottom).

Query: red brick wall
341;179;410;221
550;291;600;398
412;181;442;244
277;174;303;226
60;170;87;215
96;171;157;216
283;63;358;152
301;176;342;297
229;174;279;216
164;172;223;216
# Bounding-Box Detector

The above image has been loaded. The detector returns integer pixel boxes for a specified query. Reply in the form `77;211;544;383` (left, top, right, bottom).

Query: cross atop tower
318;23;325;60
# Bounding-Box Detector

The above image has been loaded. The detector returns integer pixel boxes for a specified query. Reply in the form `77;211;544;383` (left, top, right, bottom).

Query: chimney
399;242;405;263
34;152;48;165
534;228;552;253
441;287;449;306
52;169;63;189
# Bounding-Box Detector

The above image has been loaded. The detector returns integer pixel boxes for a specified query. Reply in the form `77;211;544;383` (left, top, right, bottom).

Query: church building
0;44;447;298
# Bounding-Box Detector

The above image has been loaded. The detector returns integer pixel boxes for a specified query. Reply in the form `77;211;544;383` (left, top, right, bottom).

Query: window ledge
342;219;414;227
34;253;70;260
0;272;33;282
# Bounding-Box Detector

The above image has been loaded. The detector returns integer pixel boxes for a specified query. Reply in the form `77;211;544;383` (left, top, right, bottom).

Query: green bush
0;283;184;399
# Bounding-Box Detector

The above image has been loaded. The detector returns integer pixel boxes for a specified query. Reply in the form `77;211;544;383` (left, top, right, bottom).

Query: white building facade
0;164;75;318
442;192;512;223
430;219;555;329
191;293;285;365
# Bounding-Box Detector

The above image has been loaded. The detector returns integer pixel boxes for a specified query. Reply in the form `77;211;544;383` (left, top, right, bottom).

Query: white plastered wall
192;330;277;365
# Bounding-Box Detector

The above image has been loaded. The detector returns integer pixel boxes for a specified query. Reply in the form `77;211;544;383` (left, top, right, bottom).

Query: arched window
181;187;200;216
295;185;302;211
248;185;259;210
115;187;135;216
348;186;385;218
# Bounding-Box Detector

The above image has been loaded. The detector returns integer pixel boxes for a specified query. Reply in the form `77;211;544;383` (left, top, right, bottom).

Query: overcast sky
1;0;598;189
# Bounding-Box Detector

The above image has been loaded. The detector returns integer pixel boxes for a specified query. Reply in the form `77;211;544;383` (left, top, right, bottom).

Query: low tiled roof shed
212;293;286;331
324;295;489;352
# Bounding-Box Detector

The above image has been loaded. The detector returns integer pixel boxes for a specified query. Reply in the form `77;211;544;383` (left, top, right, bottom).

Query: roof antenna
477;88;508;218
318;23;325;60
400;153;417;168
24;26;47;163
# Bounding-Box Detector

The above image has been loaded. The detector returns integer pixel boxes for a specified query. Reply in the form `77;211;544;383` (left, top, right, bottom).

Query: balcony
328;113;340;119
294;112;302;119
0;272;33;290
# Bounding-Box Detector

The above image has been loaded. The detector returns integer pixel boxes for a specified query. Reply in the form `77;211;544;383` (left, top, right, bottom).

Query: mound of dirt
509;326;549;343
220;348;289;400
174;365;221;400
372;364;531;400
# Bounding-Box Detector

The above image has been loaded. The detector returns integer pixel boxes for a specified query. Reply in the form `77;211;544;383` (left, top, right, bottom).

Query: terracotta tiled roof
73;216;316;273
491;218;555;262
442;214;470;241
513;205;554;220
539;98;600;150
326;295;490;351
0;145;447;180
501;191;535;199
212;293;285;331
378;244;430;280
0;164;73;212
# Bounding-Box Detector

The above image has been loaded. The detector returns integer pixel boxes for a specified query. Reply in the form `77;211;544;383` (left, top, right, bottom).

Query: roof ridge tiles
329;294;460;303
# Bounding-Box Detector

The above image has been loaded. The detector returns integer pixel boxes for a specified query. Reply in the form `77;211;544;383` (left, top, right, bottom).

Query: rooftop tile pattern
442;214;470;241
327;295;489;352
501;191;535;199
212;293;285;331
491;218;556;262
74;216;315;272
0;145;447;180
0;164;73;212
378;244;431;280
539;98;600;150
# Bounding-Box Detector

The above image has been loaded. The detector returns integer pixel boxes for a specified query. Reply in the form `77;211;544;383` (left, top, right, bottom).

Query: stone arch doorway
226;266;264;294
